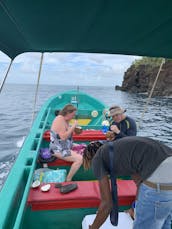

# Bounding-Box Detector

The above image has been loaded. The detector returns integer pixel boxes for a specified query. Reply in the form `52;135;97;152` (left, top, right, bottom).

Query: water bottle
101;120;109;134
102;125;108;134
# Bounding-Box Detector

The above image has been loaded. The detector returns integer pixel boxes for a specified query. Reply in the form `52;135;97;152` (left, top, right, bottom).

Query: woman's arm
51;116;77;140
59;121;77;140
89;175;113;229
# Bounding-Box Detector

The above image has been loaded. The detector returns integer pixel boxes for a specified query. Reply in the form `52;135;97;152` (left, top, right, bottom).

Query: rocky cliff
116;59;172;96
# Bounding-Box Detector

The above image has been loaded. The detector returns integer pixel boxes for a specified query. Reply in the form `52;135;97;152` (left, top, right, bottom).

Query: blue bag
33;168;67;183
38;148;57;163
42;169;67;183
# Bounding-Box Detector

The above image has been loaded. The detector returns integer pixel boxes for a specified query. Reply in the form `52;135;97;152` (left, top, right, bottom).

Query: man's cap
109;106;126;117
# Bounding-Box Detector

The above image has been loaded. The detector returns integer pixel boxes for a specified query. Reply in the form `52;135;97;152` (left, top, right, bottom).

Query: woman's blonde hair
59;104;77;116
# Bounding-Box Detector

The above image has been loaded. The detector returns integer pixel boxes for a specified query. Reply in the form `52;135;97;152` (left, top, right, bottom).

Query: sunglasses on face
112;113;122;118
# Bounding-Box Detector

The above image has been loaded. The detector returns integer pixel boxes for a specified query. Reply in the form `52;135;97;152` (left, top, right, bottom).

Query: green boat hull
0;90;134;229
0;90;108;229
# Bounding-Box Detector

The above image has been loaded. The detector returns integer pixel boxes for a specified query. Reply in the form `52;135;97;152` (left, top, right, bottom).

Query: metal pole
0;59;13;93
31;53;44;126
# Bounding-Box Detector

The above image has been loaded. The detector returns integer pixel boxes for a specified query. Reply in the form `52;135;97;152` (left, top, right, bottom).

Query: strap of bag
108;142;118;226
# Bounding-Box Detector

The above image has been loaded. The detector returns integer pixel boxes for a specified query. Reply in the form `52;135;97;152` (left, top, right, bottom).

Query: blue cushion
42;169;67;183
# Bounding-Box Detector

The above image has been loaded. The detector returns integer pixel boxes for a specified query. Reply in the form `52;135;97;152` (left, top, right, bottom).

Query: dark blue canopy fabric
0;0;172;59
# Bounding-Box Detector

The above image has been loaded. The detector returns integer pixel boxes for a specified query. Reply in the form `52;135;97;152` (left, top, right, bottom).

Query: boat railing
12;158;37;229
0;147;38;228
0;108;52;229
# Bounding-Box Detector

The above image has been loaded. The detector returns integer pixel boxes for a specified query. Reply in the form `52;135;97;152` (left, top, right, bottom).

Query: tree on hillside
132;57;167;68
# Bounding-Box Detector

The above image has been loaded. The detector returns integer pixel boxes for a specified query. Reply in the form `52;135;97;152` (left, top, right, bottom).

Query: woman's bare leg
65;151;83;181
54;150;83;181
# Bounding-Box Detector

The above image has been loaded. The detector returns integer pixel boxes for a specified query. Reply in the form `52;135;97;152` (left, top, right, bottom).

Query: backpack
38;148;57;163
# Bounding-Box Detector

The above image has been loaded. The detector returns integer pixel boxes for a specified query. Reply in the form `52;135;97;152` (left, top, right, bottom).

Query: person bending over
83;136;172;229
50;104;83;181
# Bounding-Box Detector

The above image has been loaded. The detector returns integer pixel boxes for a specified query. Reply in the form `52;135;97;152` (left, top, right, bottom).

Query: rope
0;59;13;94
31;53;44;126
75;86;79;119
137;58;165;129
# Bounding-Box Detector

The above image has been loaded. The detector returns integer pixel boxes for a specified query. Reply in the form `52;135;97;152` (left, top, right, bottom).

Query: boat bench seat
43;129;107;142
47;158;72;166
73;130;107;141
27;180;136;211
42;129;107;167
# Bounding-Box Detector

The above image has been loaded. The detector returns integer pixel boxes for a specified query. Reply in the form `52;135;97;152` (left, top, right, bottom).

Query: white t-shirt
147;156;172;183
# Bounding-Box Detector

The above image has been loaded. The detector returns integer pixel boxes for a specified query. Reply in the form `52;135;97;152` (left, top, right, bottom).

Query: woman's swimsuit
49;130;73;157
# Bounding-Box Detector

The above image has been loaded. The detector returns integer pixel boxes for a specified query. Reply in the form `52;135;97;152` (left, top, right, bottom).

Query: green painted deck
0;90;107;229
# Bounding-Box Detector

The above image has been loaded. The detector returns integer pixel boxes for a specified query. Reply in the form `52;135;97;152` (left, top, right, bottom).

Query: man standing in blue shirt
109;105;137;140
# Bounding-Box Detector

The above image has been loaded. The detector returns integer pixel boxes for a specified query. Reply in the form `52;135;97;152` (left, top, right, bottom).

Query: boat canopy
1;0;172;59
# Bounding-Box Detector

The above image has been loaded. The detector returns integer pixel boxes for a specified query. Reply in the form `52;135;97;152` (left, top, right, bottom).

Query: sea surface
1;84;172;190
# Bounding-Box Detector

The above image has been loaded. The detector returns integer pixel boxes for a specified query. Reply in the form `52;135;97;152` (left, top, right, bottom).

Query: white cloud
0;51;141;86
0;51;11;62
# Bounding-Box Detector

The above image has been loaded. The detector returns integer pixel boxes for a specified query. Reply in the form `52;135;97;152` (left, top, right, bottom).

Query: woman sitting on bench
50;104;83;181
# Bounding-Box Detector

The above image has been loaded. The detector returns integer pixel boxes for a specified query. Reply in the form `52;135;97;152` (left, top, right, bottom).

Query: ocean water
0;84;172;190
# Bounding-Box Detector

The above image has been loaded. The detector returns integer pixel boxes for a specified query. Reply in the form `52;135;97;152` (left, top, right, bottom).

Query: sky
0;51;141;86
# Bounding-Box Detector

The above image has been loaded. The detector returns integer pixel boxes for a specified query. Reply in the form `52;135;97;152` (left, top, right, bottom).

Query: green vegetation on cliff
132;57;165;69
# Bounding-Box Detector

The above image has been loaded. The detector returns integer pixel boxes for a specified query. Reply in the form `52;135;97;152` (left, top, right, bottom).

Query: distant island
116;57;172;96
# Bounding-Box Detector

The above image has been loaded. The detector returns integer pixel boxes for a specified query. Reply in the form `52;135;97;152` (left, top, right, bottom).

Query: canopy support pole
31;53;44;126
138;58;165;129
0;59;13;93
